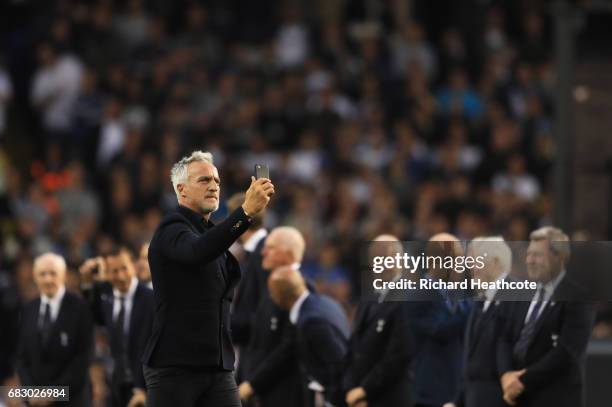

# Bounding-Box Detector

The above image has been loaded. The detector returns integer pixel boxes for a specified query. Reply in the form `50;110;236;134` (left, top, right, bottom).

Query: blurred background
0;0;612;404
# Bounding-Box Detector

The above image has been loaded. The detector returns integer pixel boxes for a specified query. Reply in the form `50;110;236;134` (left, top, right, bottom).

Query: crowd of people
0;0;561;306
0;0;611;405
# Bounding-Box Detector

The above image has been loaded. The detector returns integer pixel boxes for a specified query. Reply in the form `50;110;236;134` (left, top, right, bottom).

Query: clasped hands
500;369;526;406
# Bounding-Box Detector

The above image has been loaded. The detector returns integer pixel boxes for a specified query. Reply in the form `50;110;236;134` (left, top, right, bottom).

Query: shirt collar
484;272;509;302
289;290;310;325
113;276;138;300
378;272;402;303
243;228;268;253
40;284;66;307
540;269;566;298
177;204;212;231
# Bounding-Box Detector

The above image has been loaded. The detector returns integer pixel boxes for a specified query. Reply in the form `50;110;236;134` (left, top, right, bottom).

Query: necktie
513;287;546;361
40;303;52;345
114;296;133;382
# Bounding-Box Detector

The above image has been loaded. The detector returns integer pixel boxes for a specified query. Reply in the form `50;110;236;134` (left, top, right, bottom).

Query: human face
177;161;220;217
34;258;65;298
526;240;561;283
106;252;136;293
262;233;293;271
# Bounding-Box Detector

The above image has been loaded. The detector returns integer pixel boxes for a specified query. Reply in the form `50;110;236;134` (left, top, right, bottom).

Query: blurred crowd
0;0;561;309
0;0;611;404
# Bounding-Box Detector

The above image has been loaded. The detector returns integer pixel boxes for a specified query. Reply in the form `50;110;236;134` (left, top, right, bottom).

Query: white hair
469;236;512;274
33;252;67;276
170;151;214;196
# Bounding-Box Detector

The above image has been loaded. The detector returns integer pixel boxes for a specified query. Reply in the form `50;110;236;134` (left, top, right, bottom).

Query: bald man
409;233;472;407
16;253;94;407
343;234;414;407
239;226;307;407
268;266;350;407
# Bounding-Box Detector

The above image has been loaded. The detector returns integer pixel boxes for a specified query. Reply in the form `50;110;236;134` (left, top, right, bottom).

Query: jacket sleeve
15;307;34;386
81;281;110;326
249;325;297;394
159;208;251;264
520;303;595;394
361;304;413;400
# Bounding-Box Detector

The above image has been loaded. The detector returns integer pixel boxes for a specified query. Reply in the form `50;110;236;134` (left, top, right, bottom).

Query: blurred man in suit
226;192;268;381
238;226;306;407
444;236;515;407
16;252;94;406
141;151;274;407
497;227;595;407
79;247;154;407
268;266;350;407
409;233;471;407
343;234;413;407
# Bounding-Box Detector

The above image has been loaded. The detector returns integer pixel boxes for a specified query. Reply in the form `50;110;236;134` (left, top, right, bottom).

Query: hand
345;387;366;406
127;388;146;407
242;176;274;216
503;391;517;406
238;381;254;401
79;256;107;284
501;369;526;402
443;403;457;407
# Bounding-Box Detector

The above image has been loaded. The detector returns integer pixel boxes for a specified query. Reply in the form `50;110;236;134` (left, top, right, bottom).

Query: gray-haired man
141;151;274;407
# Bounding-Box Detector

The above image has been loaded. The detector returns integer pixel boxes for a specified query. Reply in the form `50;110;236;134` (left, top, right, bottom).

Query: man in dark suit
497;226;595;407
268;266;350;407
238;226;306;407
409;233;471;407
343;235;413;407
445;237;516;407
226;192;268;382
141;150;274;407
79;247;154;407
16;252;94;407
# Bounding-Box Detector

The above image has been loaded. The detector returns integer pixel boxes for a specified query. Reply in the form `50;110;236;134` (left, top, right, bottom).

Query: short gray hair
170;151;214;196
469;236;512;274
530;226;570;258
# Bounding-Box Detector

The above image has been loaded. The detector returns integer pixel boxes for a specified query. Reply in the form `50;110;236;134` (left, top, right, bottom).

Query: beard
200;200;219;214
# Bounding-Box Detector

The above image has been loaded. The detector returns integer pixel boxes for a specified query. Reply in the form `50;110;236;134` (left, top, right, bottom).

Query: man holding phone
141;151;274;407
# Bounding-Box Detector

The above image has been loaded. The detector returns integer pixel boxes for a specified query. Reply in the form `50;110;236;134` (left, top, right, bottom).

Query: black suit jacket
246;291;303;407
497;276;595;407
16;291;94;399
455;286;518;407
343;298;413;407
231;234;267;347
295;294;350;407
83;281;154;388
141;204;251;369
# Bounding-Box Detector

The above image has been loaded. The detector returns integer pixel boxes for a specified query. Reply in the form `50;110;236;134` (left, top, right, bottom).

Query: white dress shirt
112;277;138;333
39;284;66;325
243;228;268;253
483;272;509;312
289;290;310;325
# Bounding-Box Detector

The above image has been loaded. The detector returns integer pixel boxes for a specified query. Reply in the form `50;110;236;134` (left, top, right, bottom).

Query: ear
177;184;185;196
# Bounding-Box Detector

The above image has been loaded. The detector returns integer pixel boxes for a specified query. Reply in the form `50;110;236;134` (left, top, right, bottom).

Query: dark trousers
143;365;241;407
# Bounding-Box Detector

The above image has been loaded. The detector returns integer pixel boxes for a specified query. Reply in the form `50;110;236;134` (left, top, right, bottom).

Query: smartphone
254;164;269;180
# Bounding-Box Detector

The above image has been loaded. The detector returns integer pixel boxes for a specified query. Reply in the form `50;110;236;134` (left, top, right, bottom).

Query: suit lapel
46;294;70;350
